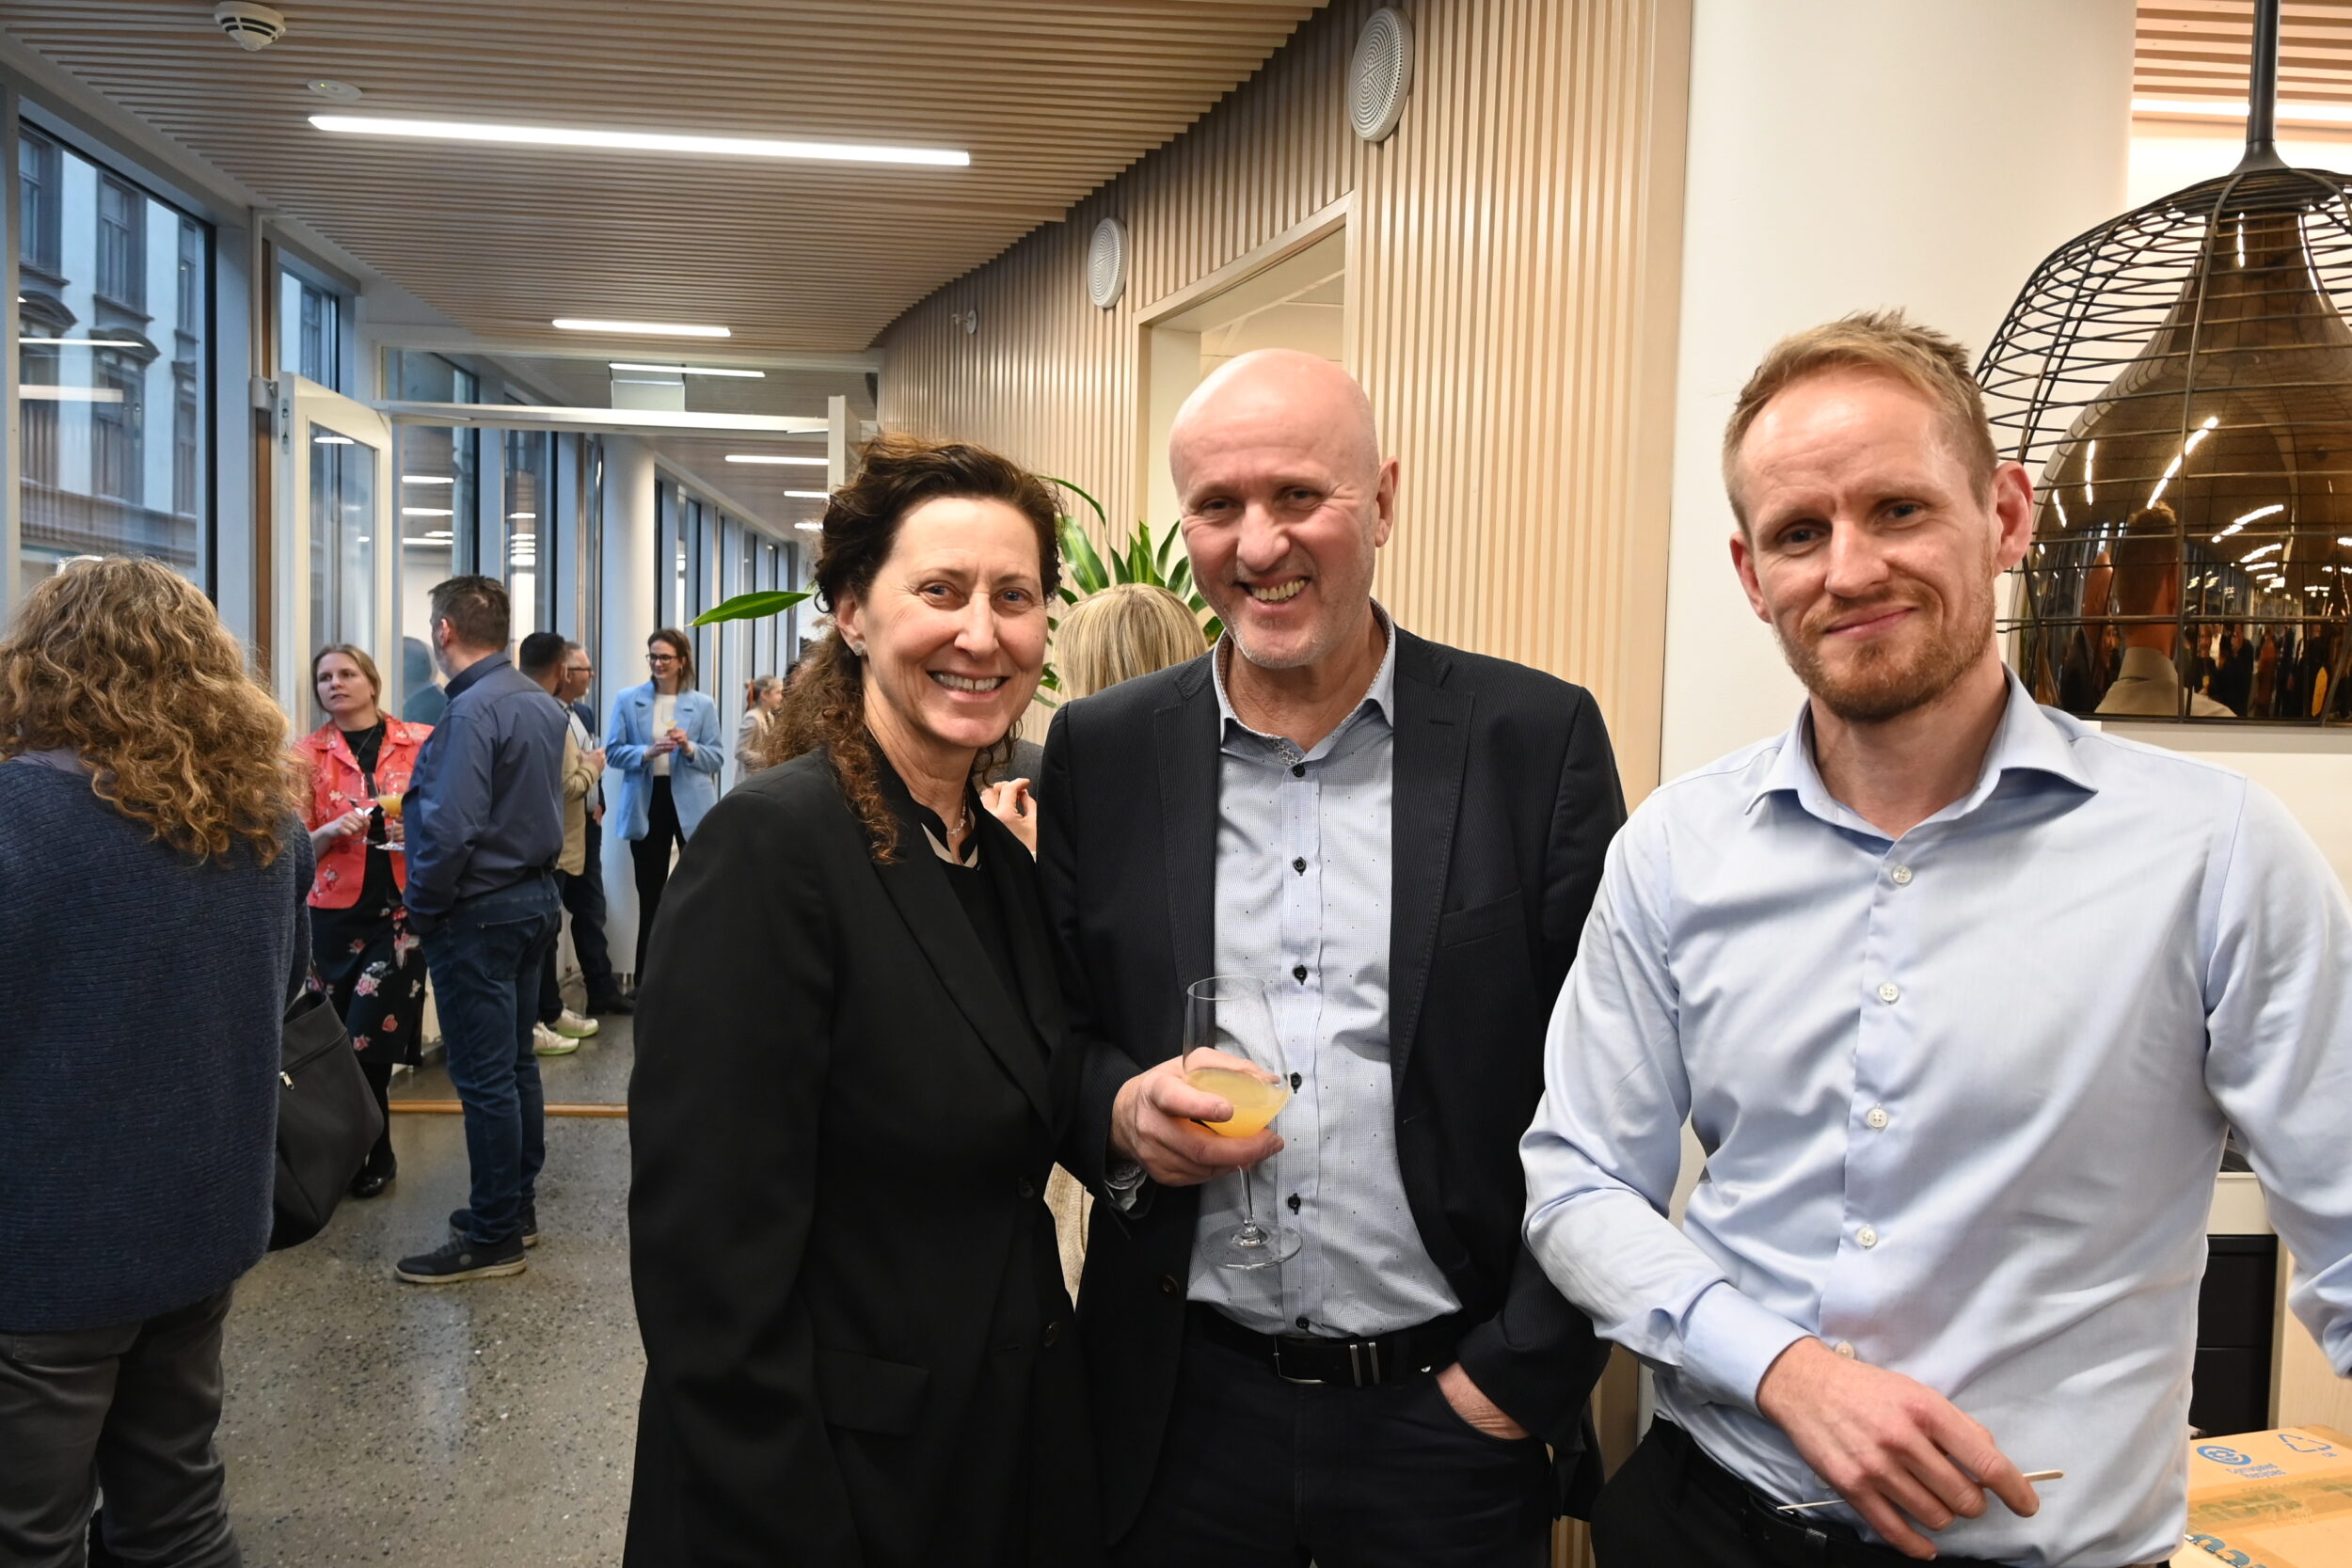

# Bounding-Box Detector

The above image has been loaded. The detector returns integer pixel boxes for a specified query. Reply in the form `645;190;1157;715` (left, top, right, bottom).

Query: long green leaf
691;590;812;627
1124;523;1155;586
1057;514;1110;596
1041;475;1109;531
1154;523;1185;579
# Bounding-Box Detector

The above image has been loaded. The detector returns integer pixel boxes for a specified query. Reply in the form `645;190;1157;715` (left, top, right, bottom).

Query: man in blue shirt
396;576;566;1284
1522;311;2352;1568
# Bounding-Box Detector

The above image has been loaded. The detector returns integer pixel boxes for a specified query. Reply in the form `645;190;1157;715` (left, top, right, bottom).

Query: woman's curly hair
765;433;1059;861
0;558;299;864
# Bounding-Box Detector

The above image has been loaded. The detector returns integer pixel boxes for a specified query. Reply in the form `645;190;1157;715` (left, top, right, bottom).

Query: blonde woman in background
986;579;1207;1301
733;673;785;788
980;581;1203;856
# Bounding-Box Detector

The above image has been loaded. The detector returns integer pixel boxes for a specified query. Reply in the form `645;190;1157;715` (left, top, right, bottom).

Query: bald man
1040;350;1624;1566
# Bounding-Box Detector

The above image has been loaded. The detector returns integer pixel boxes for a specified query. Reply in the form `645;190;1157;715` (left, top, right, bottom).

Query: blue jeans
421;876;560;1248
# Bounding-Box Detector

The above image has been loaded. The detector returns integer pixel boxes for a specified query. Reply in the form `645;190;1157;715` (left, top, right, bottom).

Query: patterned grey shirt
1191;608;1463;1337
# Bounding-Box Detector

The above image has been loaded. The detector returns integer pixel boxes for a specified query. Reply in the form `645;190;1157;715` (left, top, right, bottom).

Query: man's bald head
1167;348;1397;678
1170;349;1382;495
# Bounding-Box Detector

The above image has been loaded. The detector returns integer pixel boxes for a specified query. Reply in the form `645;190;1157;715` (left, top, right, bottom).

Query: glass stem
1238;1163;1261;1240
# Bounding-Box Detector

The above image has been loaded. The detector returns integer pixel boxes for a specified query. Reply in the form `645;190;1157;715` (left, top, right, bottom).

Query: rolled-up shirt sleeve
1521;808;1809;1413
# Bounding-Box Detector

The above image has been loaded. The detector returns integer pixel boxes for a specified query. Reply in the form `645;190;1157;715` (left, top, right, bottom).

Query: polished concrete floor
216;1013;639;1565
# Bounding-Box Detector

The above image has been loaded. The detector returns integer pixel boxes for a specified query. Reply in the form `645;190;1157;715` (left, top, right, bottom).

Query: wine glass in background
1183;975;1298;1268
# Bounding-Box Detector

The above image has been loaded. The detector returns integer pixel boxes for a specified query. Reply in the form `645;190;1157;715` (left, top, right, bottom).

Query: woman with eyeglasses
606;628;723;983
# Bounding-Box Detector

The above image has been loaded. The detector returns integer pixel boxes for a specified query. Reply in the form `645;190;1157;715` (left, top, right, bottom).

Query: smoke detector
214;2;288;51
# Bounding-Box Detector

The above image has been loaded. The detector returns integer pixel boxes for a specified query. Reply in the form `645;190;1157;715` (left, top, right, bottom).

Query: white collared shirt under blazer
1520;672;2352;1568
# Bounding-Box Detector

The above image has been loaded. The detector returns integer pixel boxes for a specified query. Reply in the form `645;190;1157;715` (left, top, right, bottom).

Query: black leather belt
1189;1303;1469;1387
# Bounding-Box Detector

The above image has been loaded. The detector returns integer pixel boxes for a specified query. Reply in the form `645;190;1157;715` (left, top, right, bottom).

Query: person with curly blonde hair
0;557;312;1568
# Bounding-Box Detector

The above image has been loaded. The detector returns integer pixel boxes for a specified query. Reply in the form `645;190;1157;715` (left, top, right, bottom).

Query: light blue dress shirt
1522;673;2352;1568
1193;610;1463;1338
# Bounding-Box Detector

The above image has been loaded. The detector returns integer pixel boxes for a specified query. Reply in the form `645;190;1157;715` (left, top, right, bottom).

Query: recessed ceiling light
18;337;147;348
402;506;455;518
508;512;537;520
554;318;730;338
784;490;831;499
309;113;969;167
726;454;828;466
308;79;363;103
611;361;765;379
403;474;453;485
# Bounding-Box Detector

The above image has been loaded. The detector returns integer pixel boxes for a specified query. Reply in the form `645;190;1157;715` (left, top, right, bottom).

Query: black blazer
1040;630;1625;1538
626;750;1099;1568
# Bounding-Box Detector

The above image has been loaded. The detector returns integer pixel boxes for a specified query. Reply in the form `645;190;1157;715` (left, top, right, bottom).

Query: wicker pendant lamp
1980;0;2352;722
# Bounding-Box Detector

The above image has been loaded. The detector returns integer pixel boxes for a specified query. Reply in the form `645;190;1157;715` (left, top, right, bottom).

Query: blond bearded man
1523;311;2352;1568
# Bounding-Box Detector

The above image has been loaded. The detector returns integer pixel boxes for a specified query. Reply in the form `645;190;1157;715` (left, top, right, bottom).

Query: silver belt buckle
1347;1339;1383;1387
1270;1339;1325;1386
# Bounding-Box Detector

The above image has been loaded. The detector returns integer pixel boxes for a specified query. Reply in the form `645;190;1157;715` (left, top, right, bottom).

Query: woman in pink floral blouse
295;645;431;1197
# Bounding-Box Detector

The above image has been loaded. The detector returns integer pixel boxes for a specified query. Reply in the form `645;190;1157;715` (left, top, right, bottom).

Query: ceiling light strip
309;114;970;168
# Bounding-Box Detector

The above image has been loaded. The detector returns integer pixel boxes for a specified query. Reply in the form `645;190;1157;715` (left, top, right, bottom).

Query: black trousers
357;1057;396;1178
1594;1422;2036;1568
1109;1310;1551;1568
565;815;618;1003
630;778;684;983
0;1288;242;1568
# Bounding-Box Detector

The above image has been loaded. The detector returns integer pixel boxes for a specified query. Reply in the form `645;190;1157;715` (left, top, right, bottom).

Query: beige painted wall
878;0;1693;798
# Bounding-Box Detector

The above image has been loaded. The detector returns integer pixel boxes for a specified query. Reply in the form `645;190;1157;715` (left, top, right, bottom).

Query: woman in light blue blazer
607;627;723;980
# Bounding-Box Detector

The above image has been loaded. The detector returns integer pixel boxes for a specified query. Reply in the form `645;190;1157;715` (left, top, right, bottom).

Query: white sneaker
532;1022;579;1056
553;1008;600;1038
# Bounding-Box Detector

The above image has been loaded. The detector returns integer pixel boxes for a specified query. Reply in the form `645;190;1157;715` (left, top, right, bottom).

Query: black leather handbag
270;983;385;1250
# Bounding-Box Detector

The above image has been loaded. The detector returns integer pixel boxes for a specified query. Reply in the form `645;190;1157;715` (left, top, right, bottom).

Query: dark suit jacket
1040;630;1625;1538
626;750;1099;1568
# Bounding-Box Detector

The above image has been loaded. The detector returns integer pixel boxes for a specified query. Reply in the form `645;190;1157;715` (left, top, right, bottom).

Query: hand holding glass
1184;975;1299;1268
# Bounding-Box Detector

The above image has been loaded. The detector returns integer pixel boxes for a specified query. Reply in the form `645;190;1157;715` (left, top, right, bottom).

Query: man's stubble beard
1778;568;1996;725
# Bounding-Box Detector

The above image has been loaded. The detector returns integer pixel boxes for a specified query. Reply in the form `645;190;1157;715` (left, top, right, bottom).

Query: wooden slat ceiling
2138;0;2352;113
1;0;1324;356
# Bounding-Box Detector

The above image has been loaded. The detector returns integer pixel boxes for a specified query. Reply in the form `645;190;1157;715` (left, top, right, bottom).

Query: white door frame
273;375;394;719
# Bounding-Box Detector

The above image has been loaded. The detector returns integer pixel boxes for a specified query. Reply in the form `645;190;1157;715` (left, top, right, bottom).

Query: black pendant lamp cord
2238;0;2288;173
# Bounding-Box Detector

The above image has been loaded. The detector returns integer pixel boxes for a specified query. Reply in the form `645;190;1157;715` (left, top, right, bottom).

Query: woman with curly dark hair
627;435;1099;1568
0;557;311;1567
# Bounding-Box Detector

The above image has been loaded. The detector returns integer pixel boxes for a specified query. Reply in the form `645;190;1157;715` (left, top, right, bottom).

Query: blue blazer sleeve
608;690;651;773
679;694;725;778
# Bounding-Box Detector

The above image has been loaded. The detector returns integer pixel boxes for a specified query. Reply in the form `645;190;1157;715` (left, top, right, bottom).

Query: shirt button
1890;865;1914;886
1287;1193;1301;1212
1159;1275;1182;1296
1865;1107;1889;1131
1834;1340;1857;1359
1877;982;1900;1005
1291;763;1306;779
1856;1225;1880;1249
1292;963;1308;982
1292;857;1307;874
1289;1071;1301;1090
1296;1315;1311;1331
1018;1178;1037;1199
1041;1319;1064;1348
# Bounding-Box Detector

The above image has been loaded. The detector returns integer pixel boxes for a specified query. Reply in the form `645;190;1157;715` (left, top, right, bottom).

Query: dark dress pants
564;815;618;1003
629;778;684;982
0;1288;241;1568
421;876;560;1248
1109;1311;1551;1568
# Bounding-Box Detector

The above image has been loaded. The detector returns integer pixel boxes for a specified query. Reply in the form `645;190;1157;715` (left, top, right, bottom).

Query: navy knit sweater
0;759;311;1333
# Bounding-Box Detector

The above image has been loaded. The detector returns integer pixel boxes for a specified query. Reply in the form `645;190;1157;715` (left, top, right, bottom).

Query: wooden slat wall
878;0;1691;795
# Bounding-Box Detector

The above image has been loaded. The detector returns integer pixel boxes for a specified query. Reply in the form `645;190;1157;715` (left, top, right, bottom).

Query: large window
502;427;553;636
13;126;210;602
389;352;478;715
279;269;343;389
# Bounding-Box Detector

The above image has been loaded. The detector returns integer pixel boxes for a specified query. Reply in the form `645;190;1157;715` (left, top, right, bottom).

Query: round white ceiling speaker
213;1;288;51
307;79;363;103
1349;7;1415;144
1087;217;1128;310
